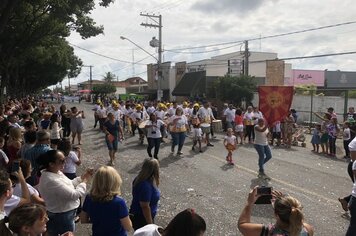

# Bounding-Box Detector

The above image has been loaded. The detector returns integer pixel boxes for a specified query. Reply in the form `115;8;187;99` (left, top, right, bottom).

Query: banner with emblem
258;86;294;125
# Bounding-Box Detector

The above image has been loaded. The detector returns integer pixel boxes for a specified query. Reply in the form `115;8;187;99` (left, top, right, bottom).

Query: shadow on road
159;153;181;168
220;163;234;171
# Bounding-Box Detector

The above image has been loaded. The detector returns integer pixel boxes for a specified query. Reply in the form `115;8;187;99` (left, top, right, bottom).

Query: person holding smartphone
238;187;314;236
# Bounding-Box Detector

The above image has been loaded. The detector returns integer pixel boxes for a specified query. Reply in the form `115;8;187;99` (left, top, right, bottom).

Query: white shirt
4;195;20;216
154;110;166;120
224;108;236;122
344;128;351;141
63;151;80;174
224;135;237;145
134;224;163;236
146;120;165;139
254;125;269;146
96;107;107;118
169;115;188;132
253;111;264;125
193;128;203;138
13;183;39;198
197;107;214;123
273;121;281;133
50;122;62;139
146;106;156;115
168;107;177;117
111;109;123;121
349;137;356;151
352;161;356;197
38;170;86;213
0;149;9;165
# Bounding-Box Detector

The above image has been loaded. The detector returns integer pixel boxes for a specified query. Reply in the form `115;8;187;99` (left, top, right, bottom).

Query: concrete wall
252;93;351;123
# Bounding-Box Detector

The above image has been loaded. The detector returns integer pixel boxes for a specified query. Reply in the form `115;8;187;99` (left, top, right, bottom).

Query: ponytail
288;207;304;236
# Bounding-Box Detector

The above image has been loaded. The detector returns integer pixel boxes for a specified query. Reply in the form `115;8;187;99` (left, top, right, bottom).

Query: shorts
193;136;202;141
106;136;118;151
70;125;83;134
321;133;329;143
235;124;244;133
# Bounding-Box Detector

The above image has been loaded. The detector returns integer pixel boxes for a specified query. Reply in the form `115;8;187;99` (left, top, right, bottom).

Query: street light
120;36;158;61
120;36;162;100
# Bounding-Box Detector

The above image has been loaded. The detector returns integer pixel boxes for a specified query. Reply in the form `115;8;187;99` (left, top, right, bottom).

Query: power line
165;20;356;52
165;43;244;54
69;43;148;65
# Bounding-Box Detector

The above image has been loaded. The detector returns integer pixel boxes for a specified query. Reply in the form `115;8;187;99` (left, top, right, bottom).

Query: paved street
73;101;350;236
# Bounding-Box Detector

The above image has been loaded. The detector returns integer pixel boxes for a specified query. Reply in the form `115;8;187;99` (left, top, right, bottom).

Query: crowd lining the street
0;96;356;235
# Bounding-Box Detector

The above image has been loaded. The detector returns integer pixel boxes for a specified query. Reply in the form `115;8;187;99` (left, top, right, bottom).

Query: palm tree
102;72;117;84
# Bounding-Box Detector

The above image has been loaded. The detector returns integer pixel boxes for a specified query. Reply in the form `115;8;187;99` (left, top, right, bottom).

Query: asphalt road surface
68;101;350;236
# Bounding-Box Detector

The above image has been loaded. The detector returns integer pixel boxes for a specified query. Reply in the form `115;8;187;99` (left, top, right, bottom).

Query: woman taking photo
238;187;314;236
81;166;132;236
0;203;48;236
103;112;123;166
69;107;85;145
168;107;189;155
129;159;160;230
37;150;93;236
49;113;62;149
145;113;165;159
254;118;272;180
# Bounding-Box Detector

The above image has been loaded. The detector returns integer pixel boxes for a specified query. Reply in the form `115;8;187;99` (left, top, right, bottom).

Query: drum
138;120;149;136
200;123;211;134
212;120;222;133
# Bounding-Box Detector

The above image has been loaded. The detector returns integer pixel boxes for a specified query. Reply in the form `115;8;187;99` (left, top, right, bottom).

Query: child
271;120;281;146
343;121;351;159
192;118;203;153
311;124;321;153
224;128;237;165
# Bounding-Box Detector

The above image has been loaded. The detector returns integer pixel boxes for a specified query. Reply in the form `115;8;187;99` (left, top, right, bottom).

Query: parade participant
243;106;255;143
145;113;165;159
182;101;190;117
238;187;314;236
224;128;237;165
129;159;160;230
103;112;123;166
134;208;206;236
345;137;356;235
191;117;202;153
283;111;295;149
197;102;215;147
146;102;156;115
169;107;189;155
92;100;101;129
234;108;244;144
314;112;331;155
311;124;321;153
254;118;272;180
96;103;107;130
0;203;48;236
343;121;352;158
167;102;178;117
224;104;236;130
131;104;149;144
327;117;340;157
271;120;282;146
49;113;62;149
70;107;85;145
81;166;133;236
37;150;93;236
154;103;166;121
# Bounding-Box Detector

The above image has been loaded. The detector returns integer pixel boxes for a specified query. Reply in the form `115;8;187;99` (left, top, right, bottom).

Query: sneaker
199;150;203;153
229;161;235;165
207;143;214;147
177;151;183;155
171;148;175;153
339;198;349;211
258;172;264;178
262;173;271;180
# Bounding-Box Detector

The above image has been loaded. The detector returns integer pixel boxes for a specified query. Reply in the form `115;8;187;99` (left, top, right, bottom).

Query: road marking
205;152;339;205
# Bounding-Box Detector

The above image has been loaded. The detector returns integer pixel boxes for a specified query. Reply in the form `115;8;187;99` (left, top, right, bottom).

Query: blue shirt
24;144;51;185
82;195;129;236
129;180;160;218
104;120;120;137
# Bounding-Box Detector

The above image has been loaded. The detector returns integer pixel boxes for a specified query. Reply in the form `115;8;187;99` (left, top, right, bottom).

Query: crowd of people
0;95;356;235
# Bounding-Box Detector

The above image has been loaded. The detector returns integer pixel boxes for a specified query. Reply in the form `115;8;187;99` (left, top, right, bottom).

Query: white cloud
65;0;356;86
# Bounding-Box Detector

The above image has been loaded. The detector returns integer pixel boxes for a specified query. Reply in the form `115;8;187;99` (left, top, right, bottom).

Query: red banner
258;86;294;125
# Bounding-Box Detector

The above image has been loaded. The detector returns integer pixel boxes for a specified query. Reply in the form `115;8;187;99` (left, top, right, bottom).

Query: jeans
344;139;351;157
171;132;186;152
147;137;161;158
329;135;337;155
245;125;255;141
347;196;356;236
47;209;76;236
254;144;272;173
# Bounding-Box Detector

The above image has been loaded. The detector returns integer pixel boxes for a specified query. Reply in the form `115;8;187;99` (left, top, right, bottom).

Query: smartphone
257;186;272;195
255;194;273;204
11;161;20;172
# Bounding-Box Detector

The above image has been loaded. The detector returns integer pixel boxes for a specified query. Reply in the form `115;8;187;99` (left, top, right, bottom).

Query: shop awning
172;71;206;96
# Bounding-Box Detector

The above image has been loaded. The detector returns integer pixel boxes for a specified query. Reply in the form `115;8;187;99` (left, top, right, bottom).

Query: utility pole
244;40;249;76
140;13;162;100
132;49;135;77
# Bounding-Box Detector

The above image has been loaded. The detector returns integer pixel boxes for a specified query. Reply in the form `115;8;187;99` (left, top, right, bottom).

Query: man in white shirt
224;104;236;129
197;102;215;147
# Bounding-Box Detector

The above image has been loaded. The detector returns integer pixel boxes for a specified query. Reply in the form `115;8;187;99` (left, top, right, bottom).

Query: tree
102;72;117;84
213;75;257;105
92;84;116;95
0;0;115;99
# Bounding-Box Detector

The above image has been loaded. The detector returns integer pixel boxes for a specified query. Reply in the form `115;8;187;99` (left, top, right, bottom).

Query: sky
64;0;356;88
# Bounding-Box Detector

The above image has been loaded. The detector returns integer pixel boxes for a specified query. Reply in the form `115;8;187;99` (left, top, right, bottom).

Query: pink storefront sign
286;70;325;86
